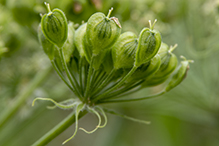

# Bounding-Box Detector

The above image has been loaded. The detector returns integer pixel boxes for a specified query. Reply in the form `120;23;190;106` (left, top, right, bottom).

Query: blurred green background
0;0;219;146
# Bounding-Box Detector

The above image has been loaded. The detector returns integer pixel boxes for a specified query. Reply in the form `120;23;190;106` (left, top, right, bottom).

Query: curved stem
84;57;94;99
91;69;115;98
107;87;141;100
32;97;77;110
83;61;89;96
93;66;137;102
67;63;82;94
103;108;150;124
79;106;101;134
32;110;87;146
0;66;52;130
79;57;84;95
59;49;81;98
100;80;144;100
90;71;106;94
51;60;74;92
98;90;166;104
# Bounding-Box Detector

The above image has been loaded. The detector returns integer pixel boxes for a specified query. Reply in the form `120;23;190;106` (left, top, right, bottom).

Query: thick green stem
0;66;52;130
32;110;87;146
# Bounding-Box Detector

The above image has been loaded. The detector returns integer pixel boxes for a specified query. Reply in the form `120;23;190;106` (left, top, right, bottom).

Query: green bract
86;8;121;55
135;20;161;67
41;2;68;48
112;31;138;69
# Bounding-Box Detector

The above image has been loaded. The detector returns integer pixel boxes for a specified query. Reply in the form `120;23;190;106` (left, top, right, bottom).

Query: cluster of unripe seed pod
34;3;193;144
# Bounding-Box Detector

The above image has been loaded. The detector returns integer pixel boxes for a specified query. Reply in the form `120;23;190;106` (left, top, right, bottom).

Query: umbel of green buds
135;19;161;67
41;2;68;48
34;4;193;145
86;8;121;55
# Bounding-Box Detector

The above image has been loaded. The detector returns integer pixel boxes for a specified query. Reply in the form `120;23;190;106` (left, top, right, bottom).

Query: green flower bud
92;51;107;70
158;42;169;54
38;24;55;60
86;8;121;55
112;32;138;69
128;54;161;82
142;75;169;87
155;44;178;78
135;20;161;67
41;2;68;48
142;44;178;87
165;56;193;92
75;23;86;57
62;22;75;63
74;23;92;62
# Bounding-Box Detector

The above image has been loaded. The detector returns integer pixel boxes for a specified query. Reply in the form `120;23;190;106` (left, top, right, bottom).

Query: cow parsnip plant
32;3;193;145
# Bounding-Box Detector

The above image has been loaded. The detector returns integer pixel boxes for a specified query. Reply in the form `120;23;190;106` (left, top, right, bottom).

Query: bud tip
169;44;178;53
107;7;114;18
149;19;157;30
44;2;52;13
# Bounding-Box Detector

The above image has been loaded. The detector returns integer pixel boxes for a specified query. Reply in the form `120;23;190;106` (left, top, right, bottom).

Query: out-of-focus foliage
0;0;219;146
